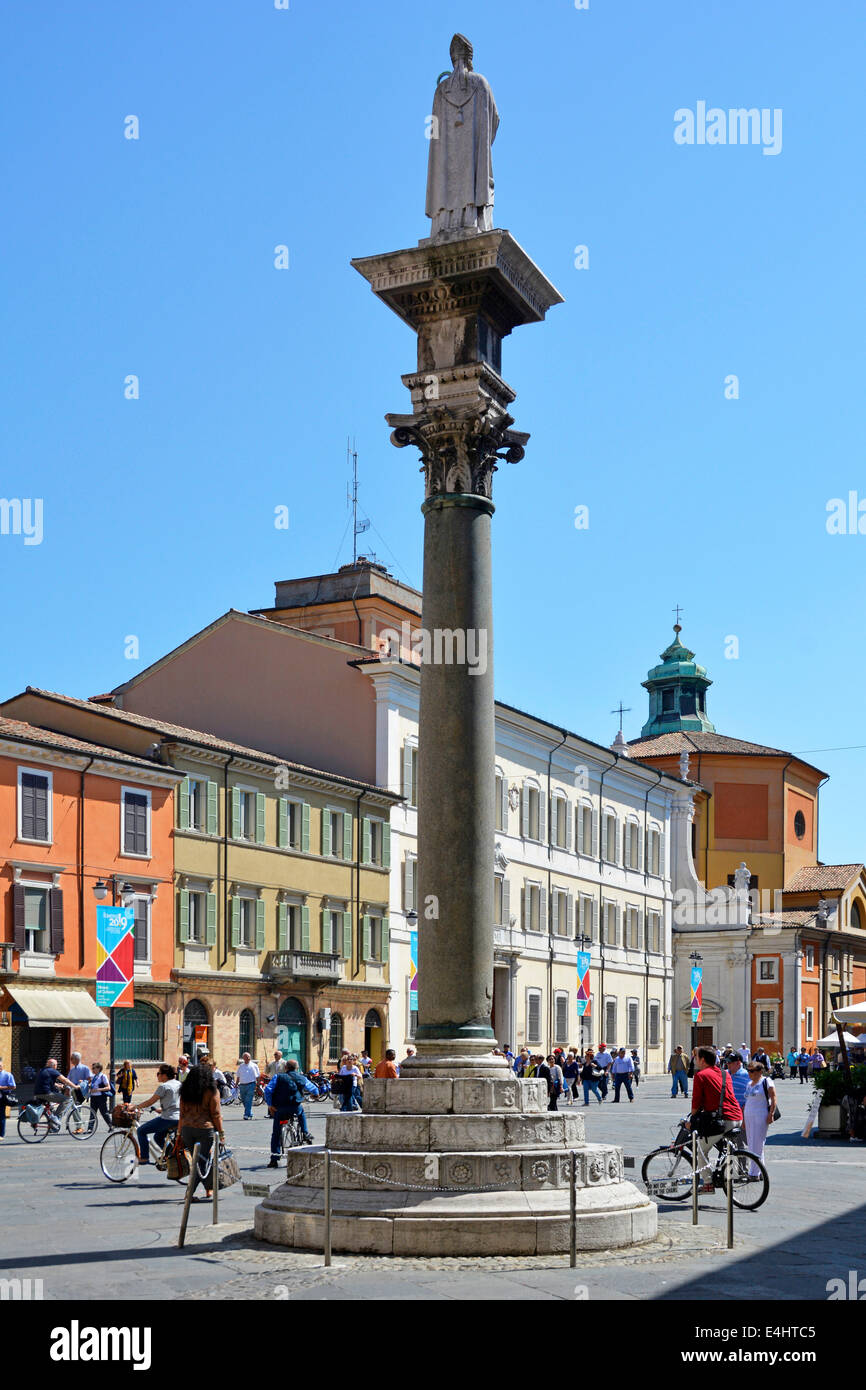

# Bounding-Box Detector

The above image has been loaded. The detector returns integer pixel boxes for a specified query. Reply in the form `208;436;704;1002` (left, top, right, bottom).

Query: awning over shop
832;1004;866;1026
6;986;109;1029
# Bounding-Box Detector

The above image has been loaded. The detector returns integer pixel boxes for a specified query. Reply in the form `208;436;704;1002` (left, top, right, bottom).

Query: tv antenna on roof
347;438;371;564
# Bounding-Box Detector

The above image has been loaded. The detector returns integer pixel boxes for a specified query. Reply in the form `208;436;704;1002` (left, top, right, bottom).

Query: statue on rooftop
425;34;498;239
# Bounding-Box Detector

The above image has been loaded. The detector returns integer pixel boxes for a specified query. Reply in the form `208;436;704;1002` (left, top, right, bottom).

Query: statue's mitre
449;33;473;67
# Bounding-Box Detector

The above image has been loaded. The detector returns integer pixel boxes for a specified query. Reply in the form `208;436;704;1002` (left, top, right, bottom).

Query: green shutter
322;908;332;954
322;808;332;857
230;896;240;947
362;913;371;961
255;898;265;950
277;902;288;950
382;822;391;869
362;817;371;864
301;904;310;951
178;889;190;943
342;910;352;959
177;778;190;831
206;892;217;946
206;781;218;835
231;787;240;839
342;811;352;861
256;792;266;845
381;915;390;964
301;802;310;853
278;798;289;849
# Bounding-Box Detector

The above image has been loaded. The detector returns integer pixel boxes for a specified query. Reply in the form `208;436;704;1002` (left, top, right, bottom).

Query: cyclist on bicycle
134;1063;181;1166
33;1058;76;1125
265;1059;315;1166
685;1045;743;1193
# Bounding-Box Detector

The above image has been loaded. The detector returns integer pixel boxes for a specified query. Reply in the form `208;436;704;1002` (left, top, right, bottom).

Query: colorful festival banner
409;929;418;1014
95;905;135;1009
690;966;703;1024
576;950;591;1018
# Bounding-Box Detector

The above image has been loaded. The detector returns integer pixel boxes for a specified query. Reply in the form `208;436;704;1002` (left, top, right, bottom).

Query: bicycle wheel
17;1110;53;1143
253;1090;265;1106
100;1130;138;1182
641;1146;694;1200
280;1120;300;1153
67;1106;98;1140
717;1148;770;1211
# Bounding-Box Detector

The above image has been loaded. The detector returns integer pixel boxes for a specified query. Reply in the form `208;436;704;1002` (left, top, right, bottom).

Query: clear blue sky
2;1;864;862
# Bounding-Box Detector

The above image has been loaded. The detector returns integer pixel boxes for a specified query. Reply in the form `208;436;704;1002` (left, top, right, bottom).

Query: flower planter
817;1103;842;1134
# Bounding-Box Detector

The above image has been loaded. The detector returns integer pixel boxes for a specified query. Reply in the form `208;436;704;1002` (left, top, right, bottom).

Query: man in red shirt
686;1045;744;1191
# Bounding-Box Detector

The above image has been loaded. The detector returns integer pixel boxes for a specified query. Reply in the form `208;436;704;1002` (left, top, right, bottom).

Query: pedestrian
786;1046;798;1079
178;1063;225;1200
358;1049;372;1076
630;1050;641;1087
723;1052;750;1110
117;1060;138;1105
594;1042;614;1100
67;1052;93;1095
738;1042;751;1065
667;1045;689;1098
539;1054;564;1111
743;1060;776;1177
339;1054;363;1111
265;1059;314;1165
134;1064;181;1166
89;1062;113;1129
0;1058;16;1141
580;1050;604;1105
686;1047;743;1192
752;1047;770;1073
513;1047;530;1077
797;1048;811;1084
562;1050;580;1105
611;1048;635;1103
809;1048;826;1076
236;1052;260;1120
177;1055;190;1083
399;1045;416;1069
374;1048;399;1079
267;1050;287;1078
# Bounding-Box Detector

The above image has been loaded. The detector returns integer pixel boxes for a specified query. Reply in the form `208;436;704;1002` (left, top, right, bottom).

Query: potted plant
813;1063;866;1135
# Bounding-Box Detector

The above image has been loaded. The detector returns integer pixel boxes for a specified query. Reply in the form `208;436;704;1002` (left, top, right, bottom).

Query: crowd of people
490;1043;641;1109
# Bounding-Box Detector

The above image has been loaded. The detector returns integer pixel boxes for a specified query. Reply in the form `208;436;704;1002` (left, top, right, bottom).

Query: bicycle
279;1114;313;1153
17;1093;79;1144
100;1108;178;1183
641;1116;769;1211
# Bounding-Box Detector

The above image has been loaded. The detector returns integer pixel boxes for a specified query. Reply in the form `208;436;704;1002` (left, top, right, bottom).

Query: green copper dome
640;624;715;736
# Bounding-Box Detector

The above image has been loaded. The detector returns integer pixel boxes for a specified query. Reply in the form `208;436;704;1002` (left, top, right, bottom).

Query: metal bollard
178;1142;201;1248
569;1149;577;1268
323;1149;332;1267
726;1140;734;1249
692;1130;698;1225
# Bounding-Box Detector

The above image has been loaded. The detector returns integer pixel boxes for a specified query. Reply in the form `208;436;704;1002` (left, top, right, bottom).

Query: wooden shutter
255;793;266;845
637;824;643;872
230;896;240;948
362;817;371;863
206;893;217;946
301;802;311;853
177;778;190;830
207;781;218;835
178;890;190;944
278;798;289;849
342;812;352;861
657;831;665;876
277;903;288;951
342;910;352;960
322;808;332;857
538;792;546;845
591;808;599;859
404;857;415;911
321;908;332;954
550;796;558;848
500;775;508;831
521;786;529;838
381;915;389;964
592;898;599;943
49;887;64;954
255;899;265;950
382;822;391;869
555;993;568;1043
565;800;573;851
403;742;415;803
577;804;585;854
551;889;559;935
527;991;541;1043
502;877;510;925
12;883;26;951
521;883;527;931
230;788;240;839
615;818;621;865
566;893;574;938
539;887;547;933
362;914;371;961
301;904;310;951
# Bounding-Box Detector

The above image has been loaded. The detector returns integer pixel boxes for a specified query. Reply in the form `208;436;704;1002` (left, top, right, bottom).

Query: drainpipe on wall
596;750;618;1036
545;727;568;1051
78;757;95;970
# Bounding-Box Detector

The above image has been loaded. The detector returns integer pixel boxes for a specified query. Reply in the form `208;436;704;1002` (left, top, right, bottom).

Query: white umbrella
832;1003;866;1025
815;1030;861;1048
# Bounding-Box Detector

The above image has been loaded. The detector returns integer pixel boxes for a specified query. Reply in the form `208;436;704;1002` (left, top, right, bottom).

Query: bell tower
641;622;716;737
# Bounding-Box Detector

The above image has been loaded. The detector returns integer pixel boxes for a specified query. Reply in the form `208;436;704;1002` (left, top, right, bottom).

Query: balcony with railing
265;950;341;982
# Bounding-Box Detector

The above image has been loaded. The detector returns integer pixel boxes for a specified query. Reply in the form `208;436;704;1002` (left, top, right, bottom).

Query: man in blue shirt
0;1059;15;1140
724;1052;750;1109
34;1058;75;1124
611;1048;635;1103
594;1043;614;1100
265;1059;316;1167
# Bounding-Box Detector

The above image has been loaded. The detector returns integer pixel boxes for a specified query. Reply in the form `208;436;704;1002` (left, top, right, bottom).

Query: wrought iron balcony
265;950;341;982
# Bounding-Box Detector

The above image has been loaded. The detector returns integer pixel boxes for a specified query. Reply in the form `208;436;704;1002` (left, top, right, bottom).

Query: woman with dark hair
179;1064;225;1200
134;1064;180;1167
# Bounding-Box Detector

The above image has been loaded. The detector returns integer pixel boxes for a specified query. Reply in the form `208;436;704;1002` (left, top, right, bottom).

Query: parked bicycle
100;1107;178;1183
641;1115;769;1211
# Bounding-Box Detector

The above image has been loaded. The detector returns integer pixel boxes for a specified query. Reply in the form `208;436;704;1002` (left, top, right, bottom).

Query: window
239;1009;254;1055
805;1007;814;1039
624;821;640;870
178;889;216;947
405;856;418;914
408;1004;417;1039
551;793;570;850
551;888;571;938
363;817;391;868
523;883;544;934
240;790;257;840
231;896;265;951
362;913;389;964
523;784;541;841
648;910;662;954
662;689;675;713
23;885;49;952
648;1001;660;1047
626;905;641;950
18;768;51;842
603;901;618;947
322;808;349;859
122;788;151;857
794;810;806;840
758;958;777;982
495;770;506;832
240;899;257;948
852;903;862;932
278;798;309;852
604;998;617;1041
604;812;618;864
328;1013;344;1063
627;999;639;1048
578;895;597;944
494;875;507;926
188;891;206;945
648;827;661;877
805;945;814;970
526;989;542;1044
403;742;418;808
758;1009;776;1040
132;896;150;962
577;802;594;856
115;1001;162;1062
554;992;569;1044
178;776;215;833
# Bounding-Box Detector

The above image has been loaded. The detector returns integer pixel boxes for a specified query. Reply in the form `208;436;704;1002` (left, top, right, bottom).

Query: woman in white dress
743;1060;776;1176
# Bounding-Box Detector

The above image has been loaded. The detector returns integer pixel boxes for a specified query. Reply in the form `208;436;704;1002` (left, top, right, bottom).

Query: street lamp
689;950;703;1058
92;877;136;1085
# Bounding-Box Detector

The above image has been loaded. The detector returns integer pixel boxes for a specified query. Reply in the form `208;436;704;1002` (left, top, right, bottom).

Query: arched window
852;902;862;932
365;1009;382;1029
328;1012;344;1063
277;996;307;1069
183;999;208;1056
238;1009;254;1056
116;1001;162;1062
278;997;306;1026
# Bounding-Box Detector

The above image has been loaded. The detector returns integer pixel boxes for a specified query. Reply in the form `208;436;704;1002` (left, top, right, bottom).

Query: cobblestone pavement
1;1077;862;1300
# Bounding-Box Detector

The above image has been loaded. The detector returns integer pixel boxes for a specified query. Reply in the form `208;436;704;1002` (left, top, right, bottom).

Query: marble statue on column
426;34;498;239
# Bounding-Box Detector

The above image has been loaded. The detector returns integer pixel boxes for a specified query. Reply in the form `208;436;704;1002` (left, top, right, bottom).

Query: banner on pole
576;951;591;1018
690;966;703;1024
409;929;418;1014
95;905;135;1009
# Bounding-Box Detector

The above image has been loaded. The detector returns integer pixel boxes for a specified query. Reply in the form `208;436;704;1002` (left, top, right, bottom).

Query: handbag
217;1142;241;1189
695;1067;730;1138
111;1103;136;1128
762;1078;781;1121
166;1135;191;1182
